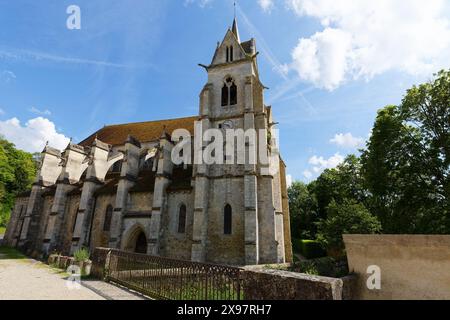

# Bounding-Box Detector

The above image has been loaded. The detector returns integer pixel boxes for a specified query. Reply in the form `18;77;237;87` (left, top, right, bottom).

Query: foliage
73;248;90;262
316;200;381;253
0;137;37;228
288;182;319;239
292;239;326;259
288;70;450;251
290;257;349;278
361;70;450;233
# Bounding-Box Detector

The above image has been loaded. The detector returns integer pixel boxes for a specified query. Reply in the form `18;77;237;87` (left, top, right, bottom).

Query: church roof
241;39;255;55
231;17;240;43
79;116;198;147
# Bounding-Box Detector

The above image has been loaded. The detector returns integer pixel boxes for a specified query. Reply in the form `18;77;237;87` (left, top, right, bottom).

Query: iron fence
102;249;244;300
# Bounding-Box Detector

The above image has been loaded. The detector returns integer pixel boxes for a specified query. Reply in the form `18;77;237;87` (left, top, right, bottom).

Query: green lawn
0;246;26;259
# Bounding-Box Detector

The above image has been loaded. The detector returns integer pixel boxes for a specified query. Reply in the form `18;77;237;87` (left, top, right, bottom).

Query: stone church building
4;19;293;266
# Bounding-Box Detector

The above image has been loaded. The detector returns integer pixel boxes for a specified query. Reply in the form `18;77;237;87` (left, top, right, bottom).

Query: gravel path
0;253;106;300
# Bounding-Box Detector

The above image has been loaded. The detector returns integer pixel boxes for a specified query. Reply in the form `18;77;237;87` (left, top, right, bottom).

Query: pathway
0;248;146;300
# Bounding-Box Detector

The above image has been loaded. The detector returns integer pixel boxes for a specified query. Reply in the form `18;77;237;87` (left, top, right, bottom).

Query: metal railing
99;248;243;300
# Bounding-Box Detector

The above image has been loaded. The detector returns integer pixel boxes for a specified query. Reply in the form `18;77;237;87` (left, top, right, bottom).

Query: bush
300;240;327;259
73;248;90;262
292;238;326;259
291;257;349;278
316;200;381;256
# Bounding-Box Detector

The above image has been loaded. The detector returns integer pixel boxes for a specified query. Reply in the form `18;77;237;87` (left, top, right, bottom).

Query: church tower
191;16;288;265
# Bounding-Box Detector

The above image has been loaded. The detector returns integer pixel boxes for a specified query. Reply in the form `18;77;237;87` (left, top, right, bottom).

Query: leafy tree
316;200;382;254
361;70;450;233
312;155;366;219
0;137;37;228
288;181;319;239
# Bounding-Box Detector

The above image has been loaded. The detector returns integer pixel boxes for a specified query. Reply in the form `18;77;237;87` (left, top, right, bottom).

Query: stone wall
206;178;245;265
90;194;116;249
242;266;353;300
160;191;194;261
3;196;29;247
344;234;450;300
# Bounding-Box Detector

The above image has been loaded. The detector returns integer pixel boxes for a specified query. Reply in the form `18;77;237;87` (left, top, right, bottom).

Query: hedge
293;239;327;259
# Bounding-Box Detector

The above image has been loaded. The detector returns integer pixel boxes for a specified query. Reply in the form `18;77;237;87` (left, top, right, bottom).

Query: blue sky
0;0;449;184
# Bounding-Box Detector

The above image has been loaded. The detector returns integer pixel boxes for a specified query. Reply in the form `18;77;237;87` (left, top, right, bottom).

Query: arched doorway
122;224;148;254
134;232;147;254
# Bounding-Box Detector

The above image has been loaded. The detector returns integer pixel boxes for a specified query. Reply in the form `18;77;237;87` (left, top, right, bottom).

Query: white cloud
286;174;293;187
29;106;52;116
184;0;213;8
303;170;313;179
0;48;137;69
0;117;70;153
330;132;364;149
287;0;450;90
259;0;274;12
0;70;16;83
308;153;344;174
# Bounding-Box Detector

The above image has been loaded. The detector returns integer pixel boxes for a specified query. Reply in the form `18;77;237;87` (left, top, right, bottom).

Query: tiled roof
79;116;198;147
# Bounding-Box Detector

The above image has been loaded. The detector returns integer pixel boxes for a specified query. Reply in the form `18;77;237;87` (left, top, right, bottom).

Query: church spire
231;2;241;43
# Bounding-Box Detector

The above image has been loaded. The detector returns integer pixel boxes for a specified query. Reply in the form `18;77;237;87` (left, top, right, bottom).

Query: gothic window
221;84;229;106
230;46;234;62
111;160;123;173
222;77;237;107
71;213;78;233
178;204;187;234
103;205;113;232
226;46;229;62
142;158;153;171
230;82;237;105
224;204;232;235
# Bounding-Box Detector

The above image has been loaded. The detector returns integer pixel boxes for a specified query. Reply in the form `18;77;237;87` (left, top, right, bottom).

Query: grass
0;246;27;260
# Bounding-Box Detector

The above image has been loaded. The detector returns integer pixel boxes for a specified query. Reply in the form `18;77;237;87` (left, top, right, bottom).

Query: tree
0;137;37;228
288;181;319;239
361;70;450;233
312;155;366;219
316;200;382;255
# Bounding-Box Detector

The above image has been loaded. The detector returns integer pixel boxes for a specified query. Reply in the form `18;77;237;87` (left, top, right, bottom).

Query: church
4;18;293;266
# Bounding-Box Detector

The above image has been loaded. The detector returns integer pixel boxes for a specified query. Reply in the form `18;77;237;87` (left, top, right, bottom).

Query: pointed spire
231;1;241;43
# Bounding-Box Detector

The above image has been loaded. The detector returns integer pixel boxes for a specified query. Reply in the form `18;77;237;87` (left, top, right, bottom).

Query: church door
134;232;147;254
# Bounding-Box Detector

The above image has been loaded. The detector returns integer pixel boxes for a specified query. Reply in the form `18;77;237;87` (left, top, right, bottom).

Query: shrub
73;248;90;262
299;240;326;259
292;238;326;259
291;257;349;278
316;200;381;256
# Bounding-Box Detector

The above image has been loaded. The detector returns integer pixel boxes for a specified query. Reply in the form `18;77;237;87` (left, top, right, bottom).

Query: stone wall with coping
344;234;450;300
241;265;353;300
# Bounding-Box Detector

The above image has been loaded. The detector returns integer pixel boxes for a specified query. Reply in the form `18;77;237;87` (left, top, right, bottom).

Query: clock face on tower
222;120;234;130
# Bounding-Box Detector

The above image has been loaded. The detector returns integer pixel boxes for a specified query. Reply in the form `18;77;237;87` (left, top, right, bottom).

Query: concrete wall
344;234;450;300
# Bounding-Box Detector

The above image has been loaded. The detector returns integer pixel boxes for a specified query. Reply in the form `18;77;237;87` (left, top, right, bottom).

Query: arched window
224;204;232;235
111;160;123;173
226;46;229;62
230;46;234;62
230;82;237;105
142;158;153;171
221;84;229;106
222;77;237;107
103;205;113;232
178;204;187;234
